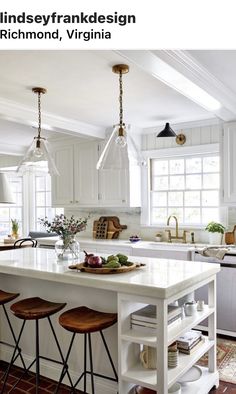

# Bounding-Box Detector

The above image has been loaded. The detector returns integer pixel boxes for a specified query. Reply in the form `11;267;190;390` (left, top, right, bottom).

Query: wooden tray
68;262;145;274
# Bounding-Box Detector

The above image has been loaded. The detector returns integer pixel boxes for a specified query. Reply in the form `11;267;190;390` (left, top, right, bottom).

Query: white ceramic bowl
168;382;181;394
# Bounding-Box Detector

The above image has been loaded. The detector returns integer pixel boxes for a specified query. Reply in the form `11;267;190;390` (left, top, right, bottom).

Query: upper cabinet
51;140;141;208
221;122;236;205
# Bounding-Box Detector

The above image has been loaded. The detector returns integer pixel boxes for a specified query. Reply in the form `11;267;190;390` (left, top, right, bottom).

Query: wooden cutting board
225;225;236;244
93;216;127;239
69;262;145;274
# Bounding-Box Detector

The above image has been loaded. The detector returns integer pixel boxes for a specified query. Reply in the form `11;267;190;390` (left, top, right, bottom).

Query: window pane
36;177;46;191
203;173;219;189
186;174;201;189
36;208;46;220
202;191;219;206
152;192;167;206
203;156;219;172
36;192;45;207
170;159;184;174
170;176;184;190
152;208;167;224
168;208;183;223
202;208;219;223
153;176;168;191
0;207;9;221
168;192;183;207
9;208;22;221
185;191;200;206
152;160;168;175
45;192;51;206
186;157;202;174
184;208;201;224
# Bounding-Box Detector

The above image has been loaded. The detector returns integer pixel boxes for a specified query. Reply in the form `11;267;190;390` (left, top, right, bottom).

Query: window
35;175;63;230
0;174;23;237
150;153;220;226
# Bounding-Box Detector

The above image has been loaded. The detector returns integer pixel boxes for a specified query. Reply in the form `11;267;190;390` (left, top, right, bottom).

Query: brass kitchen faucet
166;215;187;243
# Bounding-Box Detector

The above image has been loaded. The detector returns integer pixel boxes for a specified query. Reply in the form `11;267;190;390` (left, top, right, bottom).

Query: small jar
184;301;197;316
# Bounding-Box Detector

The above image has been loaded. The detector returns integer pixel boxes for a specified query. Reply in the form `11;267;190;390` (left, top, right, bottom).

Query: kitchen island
0;248;220;394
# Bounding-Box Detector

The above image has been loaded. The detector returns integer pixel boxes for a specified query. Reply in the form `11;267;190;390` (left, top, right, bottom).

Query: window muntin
150;154;220;226
35;175;63;230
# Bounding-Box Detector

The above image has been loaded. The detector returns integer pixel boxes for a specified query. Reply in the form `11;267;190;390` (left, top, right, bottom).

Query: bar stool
1;297;73;394
0;290;26;372
55;306;118;394
14;238;38;248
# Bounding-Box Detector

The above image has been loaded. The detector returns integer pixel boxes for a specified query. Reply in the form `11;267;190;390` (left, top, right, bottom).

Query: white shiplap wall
141;124;220;150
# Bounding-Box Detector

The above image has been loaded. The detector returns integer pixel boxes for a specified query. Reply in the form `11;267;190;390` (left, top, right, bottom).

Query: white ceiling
0;50;236;155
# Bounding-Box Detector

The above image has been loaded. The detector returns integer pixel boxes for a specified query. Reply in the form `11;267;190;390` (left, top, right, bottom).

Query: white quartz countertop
36;236;205;252
0;248;220;299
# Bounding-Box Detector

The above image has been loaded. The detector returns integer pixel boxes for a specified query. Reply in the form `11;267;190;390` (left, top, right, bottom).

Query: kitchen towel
198;246;229;260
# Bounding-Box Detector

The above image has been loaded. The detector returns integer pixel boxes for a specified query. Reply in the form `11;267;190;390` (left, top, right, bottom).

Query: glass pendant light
96;64;144;170
156;122;176;138
17;87;59;176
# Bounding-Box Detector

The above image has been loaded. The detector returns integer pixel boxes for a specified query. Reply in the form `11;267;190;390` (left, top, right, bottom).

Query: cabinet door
74;142;99;205
222;123;236;204
99;168;128;206
51;146;74;206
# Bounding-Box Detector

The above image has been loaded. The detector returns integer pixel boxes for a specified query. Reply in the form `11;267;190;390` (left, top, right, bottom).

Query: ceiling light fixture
156;122;177;138
96;64;144;170
0;173;15;204
17;87;59;176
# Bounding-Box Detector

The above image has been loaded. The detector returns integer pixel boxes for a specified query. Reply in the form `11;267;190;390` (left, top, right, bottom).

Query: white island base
0;248;220;394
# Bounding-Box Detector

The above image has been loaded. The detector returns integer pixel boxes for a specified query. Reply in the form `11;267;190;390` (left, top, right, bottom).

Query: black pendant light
156;122;176;138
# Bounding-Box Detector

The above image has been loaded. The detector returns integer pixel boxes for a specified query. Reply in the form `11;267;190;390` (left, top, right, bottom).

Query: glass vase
55;235;80;261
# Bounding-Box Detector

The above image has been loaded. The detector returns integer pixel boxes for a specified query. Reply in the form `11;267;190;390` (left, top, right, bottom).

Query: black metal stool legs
1;304;27;371
35;319;40;394
84;333;87;394
100;330;118;382
56;329;118;394
1;320;26;394
88;333;95;394
54;333;76;394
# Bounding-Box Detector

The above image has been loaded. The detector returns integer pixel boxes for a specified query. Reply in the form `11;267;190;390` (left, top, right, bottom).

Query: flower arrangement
40;214;88;238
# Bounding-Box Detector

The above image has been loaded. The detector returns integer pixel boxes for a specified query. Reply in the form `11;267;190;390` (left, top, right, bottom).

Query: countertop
36;236;205;252
0;248;220;299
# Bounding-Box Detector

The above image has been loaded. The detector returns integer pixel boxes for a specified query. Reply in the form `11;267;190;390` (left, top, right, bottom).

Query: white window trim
141;143;227;229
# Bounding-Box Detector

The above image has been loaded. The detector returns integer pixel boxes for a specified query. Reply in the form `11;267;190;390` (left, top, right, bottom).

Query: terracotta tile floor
0;360;83;393
0;360;236;393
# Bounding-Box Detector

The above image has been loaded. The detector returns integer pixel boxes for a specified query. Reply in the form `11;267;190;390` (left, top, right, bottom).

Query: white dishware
168;382;181;393
184;301;197;316
197;300;205;311
178;365;202;383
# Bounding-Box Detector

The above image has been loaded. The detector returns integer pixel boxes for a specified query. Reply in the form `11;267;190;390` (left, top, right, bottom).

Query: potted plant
205;222;226;245
11;219;19;240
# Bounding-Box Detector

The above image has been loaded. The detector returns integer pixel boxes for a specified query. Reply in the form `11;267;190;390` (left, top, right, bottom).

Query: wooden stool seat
134;386;155;394
0;290;19;305
59;306;117;333
10;297;66;320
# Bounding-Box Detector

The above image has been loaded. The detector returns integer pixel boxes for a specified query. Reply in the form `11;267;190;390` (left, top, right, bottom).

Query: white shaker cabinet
221;123;236;205
51;139;141;208
51;145;74;206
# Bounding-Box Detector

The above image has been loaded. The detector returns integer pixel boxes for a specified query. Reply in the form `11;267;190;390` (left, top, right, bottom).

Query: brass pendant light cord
37;90;41;140
119;70;123;131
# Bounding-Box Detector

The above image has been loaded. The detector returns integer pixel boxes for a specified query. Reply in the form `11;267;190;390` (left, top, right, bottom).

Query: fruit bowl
129;236;141;243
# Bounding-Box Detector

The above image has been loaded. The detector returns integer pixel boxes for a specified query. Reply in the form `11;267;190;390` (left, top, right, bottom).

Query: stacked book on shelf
177;330;204;354
131;304;182;332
